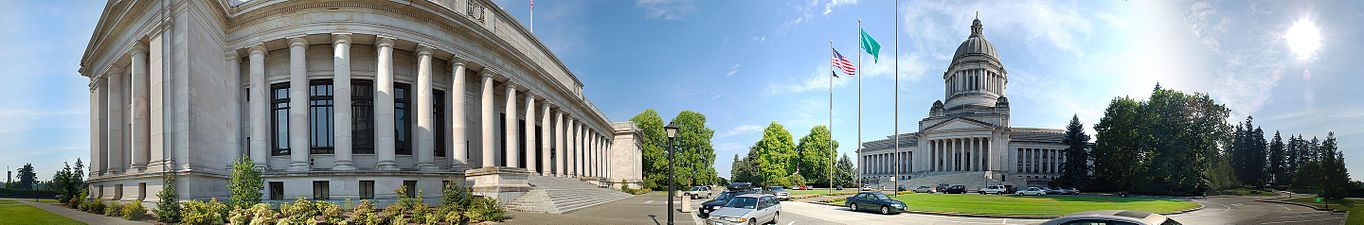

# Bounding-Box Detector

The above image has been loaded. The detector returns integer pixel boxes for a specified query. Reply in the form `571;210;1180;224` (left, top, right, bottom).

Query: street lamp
664;121;680;225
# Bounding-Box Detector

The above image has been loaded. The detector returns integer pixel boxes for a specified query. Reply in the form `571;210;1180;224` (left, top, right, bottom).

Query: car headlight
722;216;747;223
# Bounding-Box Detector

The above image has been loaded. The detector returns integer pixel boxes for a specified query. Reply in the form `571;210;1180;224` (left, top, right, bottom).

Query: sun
1285;17;1322;62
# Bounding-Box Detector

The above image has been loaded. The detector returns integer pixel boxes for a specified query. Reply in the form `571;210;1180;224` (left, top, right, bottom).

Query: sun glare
1285;17;1322;62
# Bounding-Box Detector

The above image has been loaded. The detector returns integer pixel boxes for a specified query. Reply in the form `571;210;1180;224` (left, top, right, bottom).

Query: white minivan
978;185;1008;195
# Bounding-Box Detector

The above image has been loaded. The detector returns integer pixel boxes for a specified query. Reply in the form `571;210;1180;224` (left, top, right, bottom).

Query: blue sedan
844;192;907;215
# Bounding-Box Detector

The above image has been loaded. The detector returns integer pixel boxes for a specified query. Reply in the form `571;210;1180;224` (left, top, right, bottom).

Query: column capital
331;33;353;44
376;36;396;48
287;36;308;47
450;55;467;67
130;42;148;56
225;50;239;62
416;44;435;56
248;44;268;57
106;66;125;76
481;68;497;78
505;83;518;92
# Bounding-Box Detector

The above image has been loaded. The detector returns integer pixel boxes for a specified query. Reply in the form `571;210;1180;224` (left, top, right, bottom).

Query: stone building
80;0;641;212
858;16;1068;189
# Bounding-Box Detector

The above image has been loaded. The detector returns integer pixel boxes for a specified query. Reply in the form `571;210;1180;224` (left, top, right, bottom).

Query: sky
2;0;1363;182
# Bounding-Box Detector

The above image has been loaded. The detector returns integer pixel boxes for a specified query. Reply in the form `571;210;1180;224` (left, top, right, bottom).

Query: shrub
66;188;87;208
122;201;147;220
349;200;378;225
621;185;652;195
247;203;277;225
154;171;181;223
317;200;344;224
228;207;251;225
464;196;505;223
280;196;322;224
228;157;264;209
84;198;106;214
105;201;123;216
180;198;229;225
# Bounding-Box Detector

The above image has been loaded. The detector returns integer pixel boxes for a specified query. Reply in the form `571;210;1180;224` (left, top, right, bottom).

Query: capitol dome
952;17;998;61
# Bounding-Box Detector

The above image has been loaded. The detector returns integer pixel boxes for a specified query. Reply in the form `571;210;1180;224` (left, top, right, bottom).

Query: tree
227;157;263;209
1091;86;1231;195
795;125;838;187
729;153;755;184
1091;97;1145;192
154;171;181;223
752;122;797;187
1267;131;1286;187
1229;116;1267;187
1320;132;1350;199
16;163;36;190
671;111;717;187
630;109;667;190
1055;115;1091;188
834;154;856;188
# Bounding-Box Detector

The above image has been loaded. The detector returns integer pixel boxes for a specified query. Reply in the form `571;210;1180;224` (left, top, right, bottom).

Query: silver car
706;194;781;225
765;186;791;200
1041;210;1183;225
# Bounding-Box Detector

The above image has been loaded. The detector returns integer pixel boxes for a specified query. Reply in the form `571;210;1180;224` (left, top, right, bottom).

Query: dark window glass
403;180;418;198
359;180;375;199
313;181;330;200
352;80;375;154
434;90;445;157
271;84;290;156
269;182;283;200
309;80;335;154
395;83;412;155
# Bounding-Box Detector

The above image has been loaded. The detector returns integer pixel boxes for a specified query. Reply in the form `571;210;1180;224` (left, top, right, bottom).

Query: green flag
859;28;881;63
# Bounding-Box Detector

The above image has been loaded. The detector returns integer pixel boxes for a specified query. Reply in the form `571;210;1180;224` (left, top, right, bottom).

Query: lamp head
665;122;679;138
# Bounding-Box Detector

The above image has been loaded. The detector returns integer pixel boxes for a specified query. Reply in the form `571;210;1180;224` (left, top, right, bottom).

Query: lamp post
664;121;680;225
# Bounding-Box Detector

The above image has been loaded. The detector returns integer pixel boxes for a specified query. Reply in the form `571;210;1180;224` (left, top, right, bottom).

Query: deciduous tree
796;125;837;187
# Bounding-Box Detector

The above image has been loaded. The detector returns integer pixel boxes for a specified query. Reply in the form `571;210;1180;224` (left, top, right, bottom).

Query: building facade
81;0;639;205
858;17;1067;188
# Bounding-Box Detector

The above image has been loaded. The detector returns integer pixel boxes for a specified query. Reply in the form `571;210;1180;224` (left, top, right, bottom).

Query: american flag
832;48;856;77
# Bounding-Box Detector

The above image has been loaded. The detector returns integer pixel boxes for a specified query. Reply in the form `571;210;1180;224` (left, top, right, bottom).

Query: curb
1258;198;1347;213
809;197;1206;219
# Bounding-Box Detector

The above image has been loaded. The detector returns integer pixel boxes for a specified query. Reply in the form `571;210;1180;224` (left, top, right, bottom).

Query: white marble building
80;0;641;206
858;17;1067;188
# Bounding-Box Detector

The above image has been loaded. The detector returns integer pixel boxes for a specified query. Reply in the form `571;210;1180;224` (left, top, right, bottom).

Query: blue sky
3;0;1363;182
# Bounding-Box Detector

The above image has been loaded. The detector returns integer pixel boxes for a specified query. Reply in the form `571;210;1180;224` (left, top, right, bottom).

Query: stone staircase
505;175;633;214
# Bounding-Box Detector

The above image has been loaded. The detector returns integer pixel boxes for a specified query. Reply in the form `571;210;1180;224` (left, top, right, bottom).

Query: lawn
1286;197;1364;225
826;193;1201;217
0;200;85;225
788;188;859;196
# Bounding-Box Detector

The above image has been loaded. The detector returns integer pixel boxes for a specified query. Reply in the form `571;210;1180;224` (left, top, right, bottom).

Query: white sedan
1015;187;1047;196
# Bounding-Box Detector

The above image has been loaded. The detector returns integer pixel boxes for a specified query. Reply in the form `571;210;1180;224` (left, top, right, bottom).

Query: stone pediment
923;117;995;132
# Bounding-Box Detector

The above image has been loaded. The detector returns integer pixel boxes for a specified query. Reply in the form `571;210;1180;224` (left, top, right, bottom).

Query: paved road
504;192;700;225
775;195;1345;225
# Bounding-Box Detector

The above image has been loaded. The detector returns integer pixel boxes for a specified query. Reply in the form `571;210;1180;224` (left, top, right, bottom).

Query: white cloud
721;124;764;138
822;0;859;15
726;64;741;77
636;0;697;20
766;65;848;94
781;0;858;31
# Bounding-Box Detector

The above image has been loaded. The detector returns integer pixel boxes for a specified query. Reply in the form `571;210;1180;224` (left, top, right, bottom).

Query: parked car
934;183;951;193
699;190;755;218
912;186;935;193
728;182;754;191
1003;184;1018;194
706;194;782;225
686;186;713;199
1044;187;1065;195
1041;210;1183;225
896;185;908;192
1016;187;1048;196
1062;187;1081;195
834;185;844;190
765;186;791;200
844;192;906;215
861;185;877;191
941;185;968;194
978;185;1008;195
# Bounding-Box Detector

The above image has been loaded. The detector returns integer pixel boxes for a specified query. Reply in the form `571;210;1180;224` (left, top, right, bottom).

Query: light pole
664;121;680;225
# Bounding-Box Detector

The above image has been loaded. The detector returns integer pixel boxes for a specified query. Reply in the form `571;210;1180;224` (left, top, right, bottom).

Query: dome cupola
942;13;1007;111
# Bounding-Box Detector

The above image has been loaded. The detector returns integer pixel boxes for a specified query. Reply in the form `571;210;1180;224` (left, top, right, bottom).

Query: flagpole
828;40;835;195
529;0;534;32
856;19;863;190
892;0;900;197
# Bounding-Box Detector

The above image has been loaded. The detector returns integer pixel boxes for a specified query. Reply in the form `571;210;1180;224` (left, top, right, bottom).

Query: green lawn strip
823;194;1197;217
1285;197;1364;225
0;203;86;225
789;189;859;196
0;200;17;204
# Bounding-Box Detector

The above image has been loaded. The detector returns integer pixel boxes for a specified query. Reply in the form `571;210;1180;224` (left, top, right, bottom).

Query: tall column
129;43;150;171
449;57;469;169
332;34;356;171
972;138;979;171
540;103;552;175
478;71;496;168
248;45;268;169
415;45;437;171
588;131;596;177
95;79;108;174
567;119;577;176
375;37;399;170
503;83;519;168
523;93;537;173
286;37;310;172
227;51;243;160
555;112;565;176
578;124;586;176
90;82;103;177
107;67;126;174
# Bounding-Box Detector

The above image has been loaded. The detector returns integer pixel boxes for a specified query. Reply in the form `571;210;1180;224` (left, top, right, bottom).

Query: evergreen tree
1056;115;1092;188
154;171;181;223
795;126;838;187
834;154;856;188
752;122;797;187
227;157;263;209
1091;97;1145;192
1229;116;1267;187
629;109;667;190
1267;131;1286;187
16;163;36;190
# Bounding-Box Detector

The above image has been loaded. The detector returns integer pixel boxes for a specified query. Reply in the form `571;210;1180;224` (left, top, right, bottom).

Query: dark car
941;185;968;194
699;190;755;218
727;182;754;191
934;183;951;193
1003;184;1018;194
844;192;906;215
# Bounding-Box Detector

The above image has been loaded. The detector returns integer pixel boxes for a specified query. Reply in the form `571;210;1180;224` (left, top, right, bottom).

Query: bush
317;200;344;224
122;201;146;220
279;196;319;224
248;203;277;225
465;196;504;223
67;188;87;209
104;201;123;216
621;185;652;195
228;157;264;209
154;172;181;223
0;188;61;199
180;198;229;225
349;200;376;223
228;207;252;225
84;198;106;214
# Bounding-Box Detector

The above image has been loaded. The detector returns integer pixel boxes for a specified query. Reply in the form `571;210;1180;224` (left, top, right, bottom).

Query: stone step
505;175;634;214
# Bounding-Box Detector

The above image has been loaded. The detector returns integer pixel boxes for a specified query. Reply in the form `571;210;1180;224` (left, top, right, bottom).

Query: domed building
858;16;1068;188
80;0;643;213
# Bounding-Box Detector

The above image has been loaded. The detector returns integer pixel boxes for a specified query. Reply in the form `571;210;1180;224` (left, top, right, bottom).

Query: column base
466;166;532;204
417;163;439;172
376;161;399;170
287;162;310;172
333;161;357;171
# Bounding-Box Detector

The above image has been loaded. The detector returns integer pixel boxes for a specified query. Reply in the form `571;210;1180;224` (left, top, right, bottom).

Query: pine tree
834;154;856;188
227;157;263;209
16;163;36;190
154;171;181;223
1056;115;1091;188
1267;131;1286;187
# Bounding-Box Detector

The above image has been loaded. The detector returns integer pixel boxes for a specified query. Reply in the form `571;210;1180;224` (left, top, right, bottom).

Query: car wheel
880;206;890;215
850;203;858;211
770;212;779;225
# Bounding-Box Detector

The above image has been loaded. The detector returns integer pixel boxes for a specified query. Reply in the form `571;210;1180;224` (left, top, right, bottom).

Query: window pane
434;90;445;157
271;84;290;156
352;80;374;154
395;83;412;155
309;80;334;154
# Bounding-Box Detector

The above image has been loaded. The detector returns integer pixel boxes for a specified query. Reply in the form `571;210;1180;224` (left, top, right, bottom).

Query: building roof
952;17;999;62
861;133;918;149
1010;128;1065;144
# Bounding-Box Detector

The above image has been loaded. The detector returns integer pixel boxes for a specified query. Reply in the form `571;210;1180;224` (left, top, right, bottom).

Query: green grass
0;200;85;225
827;193;1200;217
788;188;859;196
1216;188;1278;196
1286;197;1364;225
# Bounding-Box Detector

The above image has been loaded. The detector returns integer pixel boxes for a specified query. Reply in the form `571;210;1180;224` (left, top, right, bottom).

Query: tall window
434;90;446;157
312;181;330;200
309;80;335;154
269;182;284;200
271;84;290;156
358;180;375;199
395;83;413;155
402;180;418;198
352;80;375;154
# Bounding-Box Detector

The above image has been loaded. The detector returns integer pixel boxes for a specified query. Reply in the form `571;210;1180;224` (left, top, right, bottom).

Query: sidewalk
6;198;152;225
502;192;701;225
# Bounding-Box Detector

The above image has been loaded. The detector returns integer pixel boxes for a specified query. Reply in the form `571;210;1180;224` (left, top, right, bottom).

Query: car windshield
690;187;704;191
768;186;784;191
725;197;758;209
868;193;890;201
715;192;737;201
